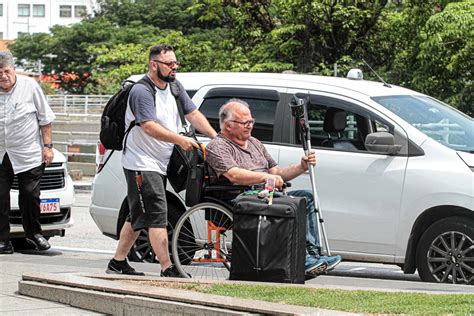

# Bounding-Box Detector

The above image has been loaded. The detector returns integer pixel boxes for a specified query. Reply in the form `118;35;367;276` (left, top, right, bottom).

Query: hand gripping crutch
289;95;331;256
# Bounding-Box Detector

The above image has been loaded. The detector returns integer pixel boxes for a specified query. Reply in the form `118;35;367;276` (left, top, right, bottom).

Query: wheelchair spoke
171;202;233;279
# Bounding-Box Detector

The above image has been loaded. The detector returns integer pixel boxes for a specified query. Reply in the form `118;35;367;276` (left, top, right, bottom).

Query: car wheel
416;216;474;285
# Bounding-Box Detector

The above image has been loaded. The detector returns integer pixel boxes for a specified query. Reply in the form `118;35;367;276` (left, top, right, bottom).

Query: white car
10;149;75;245
90;72;473;284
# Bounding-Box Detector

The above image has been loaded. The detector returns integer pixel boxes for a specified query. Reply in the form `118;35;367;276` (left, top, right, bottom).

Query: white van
90;72;473;284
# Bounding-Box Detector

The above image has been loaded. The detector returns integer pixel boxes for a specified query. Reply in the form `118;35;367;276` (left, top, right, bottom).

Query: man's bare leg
149;227;172;271
113;221;140;260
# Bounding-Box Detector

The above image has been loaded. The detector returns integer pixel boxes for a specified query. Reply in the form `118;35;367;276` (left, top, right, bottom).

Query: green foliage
9;18;162;93
85;43;149;94
414;0;473;115
355;0;472;114
191;0;389;73
202;283;473;315
94;0;200;32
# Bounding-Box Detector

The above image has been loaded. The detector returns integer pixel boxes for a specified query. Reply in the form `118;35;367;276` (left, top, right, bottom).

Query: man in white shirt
106;44;217;277
0;51;55;254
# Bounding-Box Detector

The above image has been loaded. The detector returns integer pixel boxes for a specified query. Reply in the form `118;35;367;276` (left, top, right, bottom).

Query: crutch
289;95;331;256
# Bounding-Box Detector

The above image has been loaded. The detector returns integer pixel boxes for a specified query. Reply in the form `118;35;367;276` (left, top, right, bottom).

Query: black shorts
123;168;168;231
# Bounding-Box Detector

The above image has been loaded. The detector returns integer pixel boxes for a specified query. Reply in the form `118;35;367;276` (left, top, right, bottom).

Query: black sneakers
106;259;145;276
160;264;191;278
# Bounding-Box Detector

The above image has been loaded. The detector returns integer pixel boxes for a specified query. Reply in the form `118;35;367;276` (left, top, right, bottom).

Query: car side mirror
365;132;402;155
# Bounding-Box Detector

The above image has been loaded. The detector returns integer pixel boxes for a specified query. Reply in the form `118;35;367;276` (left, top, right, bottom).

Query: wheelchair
170;183;248;279
170;146;247;279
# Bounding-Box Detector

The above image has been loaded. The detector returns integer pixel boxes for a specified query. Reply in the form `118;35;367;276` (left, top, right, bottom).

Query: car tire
416;216;474;285
116;198;190;264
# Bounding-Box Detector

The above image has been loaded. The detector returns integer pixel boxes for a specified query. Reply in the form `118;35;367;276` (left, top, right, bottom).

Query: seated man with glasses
205;98;342;279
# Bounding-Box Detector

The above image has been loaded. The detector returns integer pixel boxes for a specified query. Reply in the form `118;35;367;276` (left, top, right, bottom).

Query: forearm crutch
289;96;331;256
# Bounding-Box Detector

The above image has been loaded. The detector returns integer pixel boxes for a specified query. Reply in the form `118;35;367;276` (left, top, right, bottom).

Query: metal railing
47;94;111;116
49;95;108;161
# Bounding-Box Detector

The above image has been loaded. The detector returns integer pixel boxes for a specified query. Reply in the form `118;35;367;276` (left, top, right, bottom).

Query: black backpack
98;77;181;172
100;78;155;151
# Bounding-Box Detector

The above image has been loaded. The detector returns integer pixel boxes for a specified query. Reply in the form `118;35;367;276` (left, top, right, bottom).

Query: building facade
0;0;96;40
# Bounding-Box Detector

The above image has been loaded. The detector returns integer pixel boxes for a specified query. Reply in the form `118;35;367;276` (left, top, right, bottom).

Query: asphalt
0;178;471;315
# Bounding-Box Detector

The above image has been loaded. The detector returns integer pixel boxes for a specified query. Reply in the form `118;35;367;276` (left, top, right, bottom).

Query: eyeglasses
152;60;180;67
228;119;256;128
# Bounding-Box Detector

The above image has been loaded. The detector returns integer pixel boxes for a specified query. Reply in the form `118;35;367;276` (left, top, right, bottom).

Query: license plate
40;198;60;214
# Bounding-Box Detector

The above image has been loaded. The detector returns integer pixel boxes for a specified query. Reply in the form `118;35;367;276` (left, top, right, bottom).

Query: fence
48;94;111;118
49;95;111;176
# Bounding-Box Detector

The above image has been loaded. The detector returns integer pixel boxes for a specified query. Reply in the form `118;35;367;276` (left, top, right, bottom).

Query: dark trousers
0;154;44;241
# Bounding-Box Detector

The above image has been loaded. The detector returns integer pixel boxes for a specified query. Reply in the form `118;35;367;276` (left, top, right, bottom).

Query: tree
359;0;472;114
190;0;388;73
413;0;473;115
94;0;200;32
9;18;162;93
86;29;251;93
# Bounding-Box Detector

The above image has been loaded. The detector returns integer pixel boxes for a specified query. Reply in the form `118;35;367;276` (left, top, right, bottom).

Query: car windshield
372;95;474;153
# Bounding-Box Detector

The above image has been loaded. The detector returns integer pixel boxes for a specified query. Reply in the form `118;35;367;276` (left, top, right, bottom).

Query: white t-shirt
121;77;196;174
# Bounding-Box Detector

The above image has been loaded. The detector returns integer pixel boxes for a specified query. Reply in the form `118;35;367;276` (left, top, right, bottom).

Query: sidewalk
3;250;473;315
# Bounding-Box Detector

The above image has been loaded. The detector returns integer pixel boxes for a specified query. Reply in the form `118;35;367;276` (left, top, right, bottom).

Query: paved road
51;192;421;282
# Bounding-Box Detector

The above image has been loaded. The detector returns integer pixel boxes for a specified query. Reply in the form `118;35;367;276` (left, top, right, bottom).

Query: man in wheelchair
205;99;342;279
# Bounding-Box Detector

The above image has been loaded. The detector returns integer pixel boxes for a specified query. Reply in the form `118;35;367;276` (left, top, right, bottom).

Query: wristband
44;143;53;149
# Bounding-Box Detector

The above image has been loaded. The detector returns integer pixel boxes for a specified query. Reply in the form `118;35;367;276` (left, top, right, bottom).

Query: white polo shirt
0;75;56;174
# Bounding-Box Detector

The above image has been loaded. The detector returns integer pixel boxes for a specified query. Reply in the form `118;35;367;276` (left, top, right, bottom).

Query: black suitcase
230;194;307;284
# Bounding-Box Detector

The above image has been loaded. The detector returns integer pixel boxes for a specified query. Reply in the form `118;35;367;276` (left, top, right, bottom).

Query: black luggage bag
230;194;307;284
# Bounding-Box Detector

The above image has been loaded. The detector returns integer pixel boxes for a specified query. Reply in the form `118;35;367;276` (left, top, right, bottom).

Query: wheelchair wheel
171;202;233;279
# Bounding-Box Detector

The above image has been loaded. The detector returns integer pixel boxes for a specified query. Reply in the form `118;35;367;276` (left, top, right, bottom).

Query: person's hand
42;148;54;166
269;175;284;191
177;135;199;151
301;150;316;170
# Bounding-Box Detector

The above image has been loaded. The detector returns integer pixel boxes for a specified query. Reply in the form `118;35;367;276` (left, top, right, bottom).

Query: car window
198;89;279;142
373;95;474;153
293;97;393;152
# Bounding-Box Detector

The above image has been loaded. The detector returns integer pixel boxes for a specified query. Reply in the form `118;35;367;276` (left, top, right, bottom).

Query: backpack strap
123;77;156;152
170;81;188;133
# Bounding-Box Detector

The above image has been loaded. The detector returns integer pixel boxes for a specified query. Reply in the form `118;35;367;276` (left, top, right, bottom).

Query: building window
33;4;45;17
0;4;3;17
18;4;30;17
0;32;3;40
60;5;72;18
74;5;87;17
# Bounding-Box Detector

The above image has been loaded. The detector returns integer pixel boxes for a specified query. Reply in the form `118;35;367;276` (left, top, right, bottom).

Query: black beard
157;68;176;83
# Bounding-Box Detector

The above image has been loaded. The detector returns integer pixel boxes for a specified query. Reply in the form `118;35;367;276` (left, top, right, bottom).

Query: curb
19;272;351;316
20;281;248;316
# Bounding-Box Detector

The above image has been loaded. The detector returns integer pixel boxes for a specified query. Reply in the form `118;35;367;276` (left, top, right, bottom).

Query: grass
198;283;473;315
133;280;471;315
